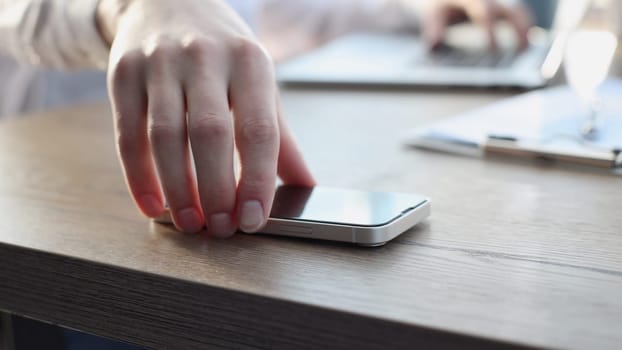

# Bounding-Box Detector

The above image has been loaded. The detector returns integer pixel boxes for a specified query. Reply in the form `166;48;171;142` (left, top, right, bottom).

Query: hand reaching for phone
97;0;315;237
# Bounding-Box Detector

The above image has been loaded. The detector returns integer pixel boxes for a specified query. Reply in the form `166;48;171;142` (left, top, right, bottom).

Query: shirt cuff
65;0;110;69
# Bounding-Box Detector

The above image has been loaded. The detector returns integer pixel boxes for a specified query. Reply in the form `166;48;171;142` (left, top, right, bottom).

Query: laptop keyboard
418;44;518;68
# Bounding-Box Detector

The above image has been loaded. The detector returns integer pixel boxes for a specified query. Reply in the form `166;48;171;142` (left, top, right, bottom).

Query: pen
484;135;620;168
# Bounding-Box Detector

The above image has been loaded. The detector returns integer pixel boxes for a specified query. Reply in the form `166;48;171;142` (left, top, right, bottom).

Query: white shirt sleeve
0;0;263;70
255;0;424;61
0;0;110;69
0;0;425;69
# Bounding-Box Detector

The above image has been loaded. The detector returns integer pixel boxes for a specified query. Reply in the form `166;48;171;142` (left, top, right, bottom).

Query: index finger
423;5;452;50
501;4;533;50
464;1;498;50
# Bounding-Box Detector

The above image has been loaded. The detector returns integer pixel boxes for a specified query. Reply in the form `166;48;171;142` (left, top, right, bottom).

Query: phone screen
270;185;428;227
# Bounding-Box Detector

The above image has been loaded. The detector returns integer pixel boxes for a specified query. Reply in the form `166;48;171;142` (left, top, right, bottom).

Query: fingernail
209;212;235;238
176;207;204;233
139;194;164;217
239;200;264;233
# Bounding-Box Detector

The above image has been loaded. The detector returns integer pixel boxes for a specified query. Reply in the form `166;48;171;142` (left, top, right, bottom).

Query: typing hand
421;0;533;50
97;0;315;237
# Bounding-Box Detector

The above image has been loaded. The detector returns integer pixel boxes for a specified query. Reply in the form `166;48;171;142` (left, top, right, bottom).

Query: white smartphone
155;185;431;247
265;185;430;246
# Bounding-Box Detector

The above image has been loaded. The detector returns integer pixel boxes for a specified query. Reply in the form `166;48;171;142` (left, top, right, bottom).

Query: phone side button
279;224;313;235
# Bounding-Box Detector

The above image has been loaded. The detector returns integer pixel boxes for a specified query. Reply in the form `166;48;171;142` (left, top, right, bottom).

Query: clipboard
403;79;622;169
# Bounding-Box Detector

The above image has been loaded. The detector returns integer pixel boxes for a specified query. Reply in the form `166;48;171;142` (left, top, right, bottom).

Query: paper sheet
404;79;622;153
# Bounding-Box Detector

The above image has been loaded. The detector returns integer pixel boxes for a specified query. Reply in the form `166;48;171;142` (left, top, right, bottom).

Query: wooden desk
0;87;621;349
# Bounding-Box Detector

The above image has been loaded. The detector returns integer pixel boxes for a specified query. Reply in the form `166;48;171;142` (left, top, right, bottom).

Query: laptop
276;0;587;89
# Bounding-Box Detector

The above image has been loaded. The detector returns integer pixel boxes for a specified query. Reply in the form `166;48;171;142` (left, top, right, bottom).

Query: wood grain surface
0;87;621;349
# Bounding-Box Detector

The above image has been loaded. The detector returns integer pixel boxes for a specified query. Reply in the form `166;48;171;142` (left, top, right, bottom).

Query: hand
421;0;533;50
97;0;315;237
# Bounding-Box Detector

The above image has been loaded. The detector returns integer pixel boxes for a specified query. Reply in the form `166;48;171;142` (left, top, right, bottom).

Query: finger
501;4;533;50
146;44;204;233
465;1;498;50
183;40;237;238
108;51;165;218
423;5;451;50
276;102;315;186
230;42;279;233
